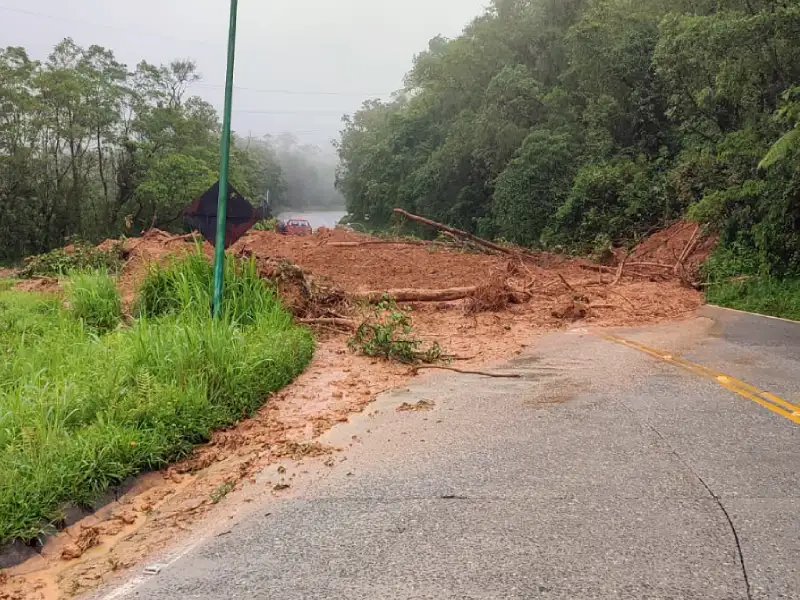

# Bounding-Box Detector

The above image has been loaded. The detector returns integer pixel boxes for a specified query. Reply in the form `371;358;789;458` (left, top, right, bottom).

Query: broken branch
393;208;520;257
577;262;616;274
557;273;576;293
611;252;630;286
412;366;521;378
164;232;201;245
674;225;700;274
697;275;754;287
604;288;636;310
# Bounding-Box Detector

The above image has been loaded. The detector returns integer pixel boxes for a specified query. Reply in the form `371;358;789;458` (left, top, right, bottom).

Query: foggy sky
1;0;488;150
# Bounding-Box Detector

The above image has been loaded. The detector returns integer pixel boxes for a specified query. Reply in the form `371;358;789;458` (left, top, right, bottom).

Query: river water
276;210;347;230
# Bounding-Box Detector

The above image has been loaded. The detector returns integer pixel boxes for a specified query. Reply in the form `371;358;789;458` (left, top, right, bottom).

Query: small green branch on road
348;298;441;364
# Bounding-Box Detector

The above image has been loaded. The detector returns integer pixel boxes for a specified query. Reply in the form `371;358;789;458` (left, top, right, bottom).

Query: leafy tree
0;40;287;261
492;129;576;245
335;0;800;277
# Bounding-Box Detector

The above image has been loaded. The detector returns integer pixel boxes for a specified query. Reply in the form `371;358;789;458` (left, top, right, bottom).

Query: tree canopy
0;39;340;262
336;0;800;276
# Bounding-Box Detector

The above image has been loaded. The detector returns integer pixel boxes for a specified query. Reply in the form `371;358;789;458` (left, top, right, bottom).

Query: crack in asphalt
616;400;753;600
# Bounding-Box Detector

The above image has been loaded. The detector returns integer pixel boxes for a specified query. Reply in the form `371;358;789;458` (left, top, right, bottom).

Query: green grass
67;271;123;331
0;253;313;544
706;277;800;321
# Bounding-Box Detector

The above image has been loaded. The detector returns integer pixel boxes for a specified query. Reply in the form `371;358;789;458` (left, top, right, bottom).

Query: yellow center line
601;333;800;424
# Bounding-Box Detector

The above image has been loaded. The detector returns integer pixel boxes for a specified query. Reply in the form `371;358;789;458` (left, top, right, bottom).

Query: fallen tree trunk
356;286;479;303
325;240;449;248
577;263;616;274
298;318;357;329
393;208;519;257
625;261;677;269
164;232;201;245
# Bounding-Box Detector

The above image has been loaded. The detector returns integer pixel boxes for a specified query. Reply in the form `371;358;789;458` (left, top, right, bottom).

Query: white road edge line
98;538;205;600
704;304;800;325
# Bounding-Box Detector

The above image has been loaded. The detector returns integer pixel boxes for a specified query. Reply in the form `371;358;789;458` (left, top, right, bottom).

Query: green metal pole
212;0;239;317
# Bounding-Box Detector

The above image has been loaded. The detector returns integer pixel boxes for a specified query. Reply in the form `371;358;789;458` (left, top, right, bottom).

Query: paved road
100;307;800;600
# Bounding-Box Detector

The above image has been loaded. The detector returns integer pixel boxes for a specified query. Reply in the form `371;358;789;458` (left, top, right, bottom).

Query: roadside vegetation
253;217;279;232
0;254;313;544
19;242;125;279
706;278;800;322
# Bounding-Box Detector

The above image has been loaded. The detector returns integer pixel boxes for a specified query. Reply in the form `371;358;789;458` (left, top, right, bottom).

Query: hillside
335;0;800;285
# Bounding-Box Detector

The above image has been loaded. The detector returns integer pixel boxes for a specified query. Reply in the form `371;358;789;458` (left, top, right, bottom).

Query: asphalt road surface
98;306;800;600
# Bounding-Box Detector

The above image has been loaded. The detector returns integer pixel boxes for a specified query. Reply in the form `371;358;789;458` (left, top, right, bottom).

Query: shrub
550;158;667;250
19;242;124;278
253;217;279;231
348;298;441;364
67;271;123;331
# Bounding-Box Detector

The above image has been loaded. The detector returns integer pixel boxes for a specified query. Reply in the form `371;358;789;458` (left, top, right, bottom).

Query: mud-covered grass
0;255;313;544
706;277;800;322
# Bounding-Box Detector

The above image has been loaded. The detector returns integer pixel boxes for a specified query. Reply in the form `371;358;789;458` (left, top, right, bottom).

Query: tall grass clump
67;271;123;331
134;251;277;325
0;252;313;544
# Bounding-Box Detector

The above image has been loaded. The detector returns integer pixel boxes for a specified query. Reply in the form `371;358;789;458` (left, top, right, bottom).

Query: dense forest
0;40;339;262
336;0;800;280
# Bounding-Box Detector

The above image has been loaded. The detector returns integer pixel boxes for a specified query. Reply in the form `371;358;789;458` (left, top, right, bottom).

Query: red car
282;218;313;236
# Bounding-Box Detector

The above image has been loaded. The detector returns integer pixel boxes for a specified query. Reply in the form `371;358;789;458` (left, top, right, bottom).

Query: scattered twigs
578;263;616;274
697;275;754;287
543;279;563;291
625;262;676;269
577;262;650;279
412;365;521;378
